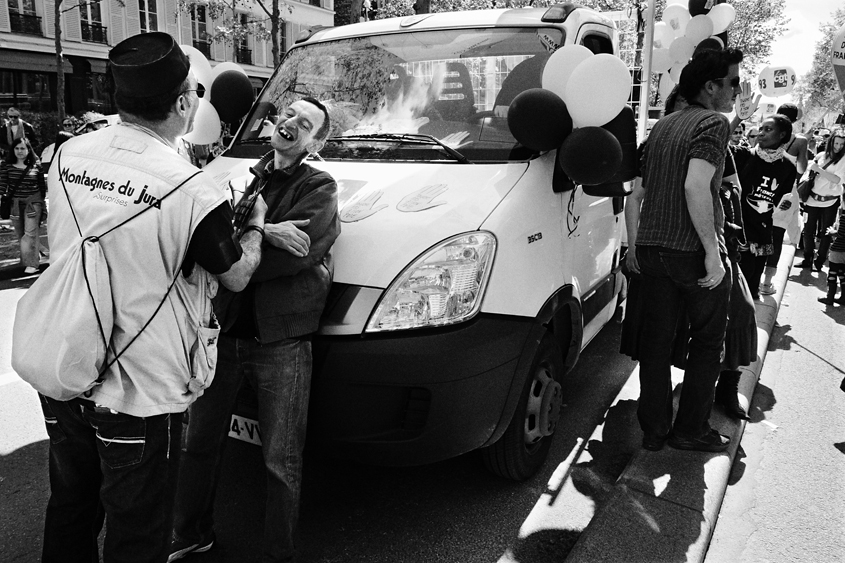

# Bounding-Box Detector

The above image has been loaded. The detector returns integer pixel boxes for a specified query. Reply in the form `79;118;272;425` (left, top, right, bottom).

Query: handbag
798;158;835;202
797;172;816;202
0;164;31;219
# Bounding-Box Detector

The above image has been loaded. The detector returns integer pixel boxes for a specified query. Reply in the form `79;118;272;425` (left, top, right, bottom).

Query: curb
562;245;794;563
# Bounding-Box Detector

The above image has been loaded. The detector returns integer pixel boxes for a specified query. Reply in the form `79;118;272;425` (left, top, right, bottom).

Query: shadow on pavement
0;440;49;562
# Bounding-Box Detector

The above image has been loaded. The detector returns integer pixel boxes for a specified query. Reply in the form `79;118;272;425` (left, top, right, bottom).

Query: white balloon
212;62;248;81
653;22;676;50
179;45;214;91
757;65;798;98
662;5;691;38
708;3;736;35
669;37;696;64
669;62;685;83
183;98;222;145
565;54;632;128
666;0;685;5
659;73;675;104
651;48;673;74
541;45;593;102
685;14;714;44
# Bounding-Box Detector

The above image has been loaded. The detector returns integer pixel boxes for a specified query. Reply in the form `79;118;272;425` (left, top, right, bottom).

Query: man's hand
625;247;640;274
264;220;311;257
698;252;726;289
734;81;761;120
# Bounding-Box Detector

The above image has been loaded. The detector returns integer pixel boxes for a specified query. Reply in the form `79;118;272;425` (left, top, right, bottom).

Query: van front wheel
481;332;564;481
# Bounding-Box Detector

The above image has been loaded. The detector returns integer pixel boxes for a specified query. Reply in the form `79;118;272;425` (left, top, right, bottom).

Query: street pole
637;0;655;143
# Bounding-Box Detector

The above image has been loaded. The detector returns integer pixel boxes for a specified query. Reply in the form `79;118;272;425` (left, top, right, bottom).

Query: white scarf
753;144;785;163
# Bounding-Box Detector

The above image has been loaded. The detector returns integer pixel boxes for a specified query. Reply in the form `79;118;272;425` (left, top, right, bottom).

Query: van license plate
228;414;262;446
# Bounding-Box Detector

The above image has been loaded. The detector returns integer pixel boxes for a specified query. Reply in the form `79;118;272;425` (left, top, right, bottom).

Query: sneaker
168;532;215;562
23;266;38;274
759;282;776;295
667;429;730;453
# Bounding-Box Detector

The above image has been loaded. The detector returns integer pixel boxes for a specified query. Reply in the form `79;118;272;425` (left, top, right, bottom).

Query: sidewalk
564;247;792;562
499;247;793;563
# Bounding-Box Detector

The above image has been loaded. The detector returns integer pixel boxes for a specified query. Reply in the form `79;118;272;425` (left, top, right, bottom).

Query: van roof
301;6;615;44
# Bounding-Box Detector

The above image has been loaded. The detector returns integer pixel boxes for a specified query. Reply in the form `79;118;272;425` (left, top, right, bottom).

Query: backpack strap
54;151;206;389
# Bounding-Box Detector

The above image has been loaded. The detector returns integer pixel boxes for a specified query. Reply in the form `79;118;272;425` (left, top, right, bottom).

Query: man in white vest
38;32;266;563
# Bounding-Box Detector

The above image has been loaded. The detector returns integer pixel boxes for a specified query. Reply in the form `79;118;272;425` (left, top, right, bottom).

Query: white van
206;3;633;480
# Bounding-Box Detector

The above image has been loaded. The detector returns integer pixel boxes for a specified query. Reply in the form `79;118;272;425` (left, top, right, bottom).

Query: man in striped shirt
635;48;743;453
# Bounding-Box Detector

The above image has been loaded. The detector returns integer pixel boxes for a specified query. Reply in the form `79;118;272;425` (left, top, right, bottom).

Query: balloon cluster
506;46;636;186
651;0;737;103
178;45;256;145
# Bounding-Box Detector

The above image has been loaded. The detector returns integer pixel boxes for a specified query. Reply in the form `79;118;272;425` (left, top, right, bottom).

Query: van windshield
233;26;564;162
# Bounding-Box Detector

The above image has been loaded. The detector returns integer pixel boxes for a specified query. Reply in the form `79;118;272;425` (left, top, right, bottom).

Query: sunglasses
63;122;73;127
713;76;741;88
181;84;206;98
748;134;758;138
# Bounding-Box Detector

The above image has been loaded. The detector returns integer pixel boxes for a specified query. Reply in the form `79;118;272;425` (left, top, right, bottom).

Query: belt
810;193;839;202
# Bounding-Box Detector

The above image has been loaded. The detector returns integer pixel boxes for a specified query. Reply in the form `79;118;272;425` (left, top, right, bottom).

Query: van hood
207;158;528;288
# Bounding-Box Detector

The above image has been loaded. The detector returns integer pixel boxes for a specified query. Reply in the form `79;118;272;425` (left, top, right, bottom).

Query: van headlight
365;232;497;333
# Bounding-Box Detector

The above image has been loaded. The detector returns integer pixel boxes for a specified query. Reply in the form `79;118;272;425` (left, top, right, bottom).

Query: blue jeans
803;204;839;265
40;395;183;563
173;335;312;563
12;196;42;268
635;246;731;439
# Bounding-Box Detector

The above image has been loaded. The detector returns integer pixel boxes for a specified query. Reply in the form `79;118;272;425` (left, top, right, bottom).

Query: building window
236;14;252;65
80;1;108;43
191;6;211;57
0;70;52;113
8;0;43;36
139;0;158;33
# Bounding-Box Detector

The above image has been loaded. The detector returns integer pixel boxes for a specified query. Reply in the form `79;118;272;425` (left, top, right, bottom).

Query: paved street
1;253;844;562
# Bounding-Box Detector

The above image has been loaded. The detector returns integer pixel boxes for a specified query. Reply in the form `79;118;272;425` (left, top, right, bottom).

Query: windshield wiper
327;133;472;164
235;136;272;145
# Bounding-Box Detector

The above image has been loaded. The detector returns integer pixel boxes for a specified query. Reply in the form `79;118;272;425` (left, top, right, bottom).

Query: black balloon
688;0;710;16
210;70;255;123
557;127;622;186
507;88;573;152
600;106;638;183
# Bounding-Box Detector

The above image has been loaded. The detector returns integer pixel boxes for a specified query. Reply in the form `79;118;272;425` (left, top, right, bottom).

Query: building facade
0;0;334;115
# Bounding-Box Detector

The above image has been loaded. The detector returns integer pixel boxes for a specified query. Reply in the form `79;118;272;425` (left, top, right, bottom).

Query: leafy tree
801;7;845;123
721;0;788;73
54;0;123;121
176;0;292;68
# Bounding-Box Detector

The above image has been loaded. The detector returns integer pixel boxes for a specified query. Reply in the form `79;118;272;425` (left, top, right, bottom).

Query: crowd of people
622;47;845;456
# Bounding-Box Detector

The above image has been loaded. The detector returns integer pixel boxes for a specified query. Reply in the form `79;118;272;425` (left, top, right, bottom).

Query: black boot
819;277;838;305
715;370;750;420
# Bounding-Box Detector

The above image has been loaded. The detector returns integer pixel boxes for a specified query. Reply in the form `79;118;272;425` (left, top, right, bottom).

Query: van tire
481;331;564;481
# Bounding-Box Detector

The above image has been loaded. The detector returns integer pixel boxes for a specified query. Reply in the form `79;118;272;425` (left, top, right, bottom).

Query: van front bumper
306;314;536;466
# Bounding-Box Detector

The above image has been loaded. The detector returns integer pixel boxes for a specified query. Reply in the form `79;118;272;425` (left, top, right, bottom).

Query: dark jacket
216;151;340;342
1;120;38;154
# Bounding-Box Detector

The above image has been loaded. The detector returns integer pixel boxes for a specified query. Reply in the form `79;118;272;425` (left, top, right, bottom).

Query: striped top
831;208;845;254
638;105;730;253
0;162;46;199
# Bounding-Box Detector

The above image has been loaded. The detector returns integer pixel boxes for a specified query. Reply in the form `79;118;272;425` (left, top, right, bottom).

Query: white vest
48;124;227;416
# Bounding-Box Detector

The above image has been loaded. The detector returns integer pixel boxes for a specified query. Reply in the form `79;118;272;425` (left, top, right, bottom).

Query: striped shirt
638;105;730;253
0;162;46;199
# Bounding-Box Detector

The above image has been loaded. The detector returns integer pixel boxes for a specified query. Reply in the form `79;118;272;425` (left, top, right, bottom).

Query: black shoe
835;297;845;306
819;296;835;305
642;433;668;451
667;430;730;452
168;532;215;562
797;260;812;268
